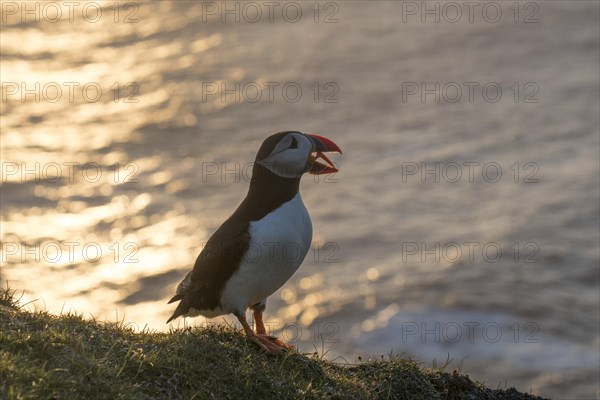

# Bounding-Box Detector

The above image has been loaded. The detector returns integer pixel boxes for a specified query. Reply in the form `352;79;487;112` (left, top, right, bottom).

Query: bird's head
255;131;342;179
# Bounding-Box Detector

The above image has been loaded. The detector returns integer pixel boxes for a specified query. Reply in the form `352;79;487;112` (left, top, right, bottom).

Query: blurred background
1;1;598;398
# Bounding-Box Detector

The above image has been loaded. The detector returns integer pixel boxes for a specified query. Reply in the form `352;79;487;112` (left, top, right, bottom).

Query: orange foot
250;334;294;355
237;312;295;355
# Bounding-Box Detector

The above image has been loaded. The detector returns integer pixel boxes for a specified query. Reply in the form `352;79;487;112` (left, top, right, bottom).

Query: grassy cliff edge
0;289;548;400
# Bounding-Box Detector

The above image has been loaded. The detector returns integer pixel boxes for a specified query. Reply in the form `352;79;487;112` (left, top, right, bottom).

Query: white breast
220;193;312;314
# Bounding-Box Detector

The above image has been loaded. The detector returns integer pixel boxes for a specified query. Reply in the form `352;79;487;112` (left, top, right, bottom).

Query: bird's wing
166;216;250;323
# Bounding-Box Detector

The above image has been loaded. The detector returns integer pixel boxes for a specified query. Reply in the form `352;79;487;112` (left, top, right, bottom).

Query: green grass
0;288;547;400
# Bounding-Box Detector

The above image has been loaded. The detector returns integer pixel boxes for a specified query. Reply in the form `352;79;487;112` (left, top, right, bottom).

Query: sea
1;2;598;398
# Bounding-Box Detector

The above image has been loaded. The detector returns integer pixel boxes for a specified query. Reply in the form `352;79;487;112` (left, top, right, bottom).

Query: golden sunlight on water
0;2;225;331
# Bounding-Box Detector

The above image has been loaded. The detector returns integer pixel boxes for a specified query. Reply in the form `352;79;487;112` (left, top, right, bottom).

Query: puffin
167;131;342;354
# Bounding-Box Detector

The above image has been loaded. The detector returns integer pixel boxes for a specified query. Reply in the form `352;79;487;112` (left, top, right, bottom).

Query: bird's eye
289;137;298;149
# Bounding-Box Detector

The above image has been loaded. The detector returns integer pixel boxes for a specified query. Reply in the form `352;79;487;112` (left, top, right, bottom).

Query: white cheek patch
258;134;312;178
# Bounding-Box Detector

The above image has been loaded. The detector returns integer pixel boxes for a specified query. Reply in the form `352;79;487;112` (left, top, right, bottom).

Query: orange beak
306;134;342;175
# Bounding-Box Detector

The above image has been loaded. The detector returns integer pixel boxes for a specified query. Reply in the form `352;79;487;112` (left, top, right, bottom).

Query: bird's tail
167;294;183;304
166;294;186;323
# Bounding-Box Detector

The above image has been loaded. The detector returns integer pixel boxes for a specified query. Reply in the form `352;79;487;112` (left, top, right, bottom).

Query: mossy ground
0;288;548;400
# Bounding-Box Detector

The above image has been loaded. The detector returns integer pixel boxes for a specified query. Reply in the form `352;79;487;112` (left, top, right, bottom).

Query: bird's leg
252;306;267;334
250;303;295;351
254;307;294;350
235;312;288;355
